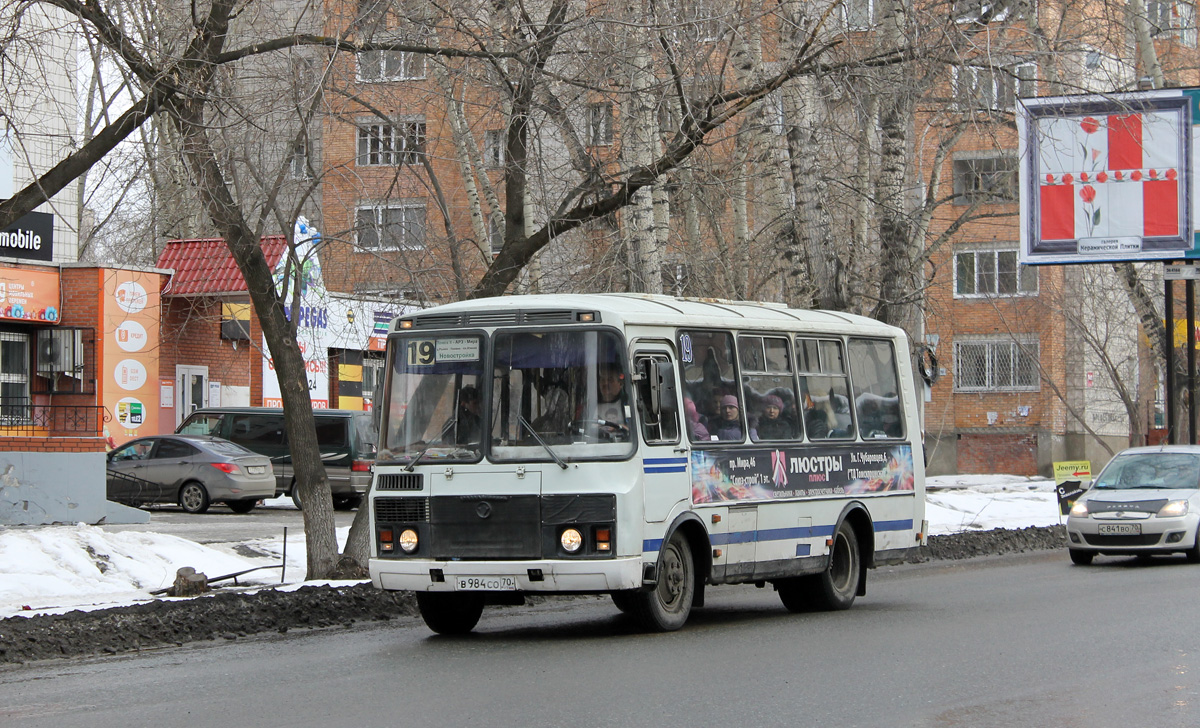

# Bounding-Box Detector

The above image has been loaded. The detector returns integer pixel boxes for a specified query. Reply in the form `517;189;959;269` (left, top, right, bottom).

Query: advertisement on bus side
690;443;915;503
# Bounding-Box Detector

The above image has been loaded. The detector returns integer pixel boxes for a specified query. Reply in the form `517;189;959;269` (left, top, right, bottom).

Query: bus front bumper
369;556;645;593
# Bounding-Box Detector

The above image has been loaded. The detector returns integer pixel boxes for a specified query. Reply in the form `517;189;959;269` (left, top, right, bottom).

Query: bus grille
431;495;540;559
375;497;429;523
376;473;423;491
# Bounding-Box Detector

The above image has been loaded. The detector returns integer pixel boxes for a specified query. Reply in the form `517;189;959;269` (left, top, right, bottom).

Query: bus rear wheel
631;530;694;632
415;592;485;635
809;520;861;611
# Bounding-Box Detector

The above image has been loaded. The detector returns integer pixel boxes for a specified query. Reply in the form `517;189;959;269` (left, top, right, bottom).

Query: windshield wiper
403;445;433;472
519;415;569;470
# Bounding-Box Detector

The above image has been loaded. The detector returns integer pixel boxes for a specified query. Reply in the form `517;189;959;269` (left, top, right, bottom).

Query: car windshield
490;329;634;462
1092;452;1200;490
379;334;485;463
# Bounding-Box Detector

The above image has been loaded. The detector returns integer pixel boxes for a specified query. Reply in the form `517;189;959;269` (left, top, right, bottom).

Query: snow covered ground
0;476;1063;619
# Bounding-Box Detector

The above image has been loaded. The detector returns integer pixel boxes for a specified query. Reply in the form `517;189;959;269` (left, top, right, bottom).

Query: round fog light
560;528;583;553
399;529;419;553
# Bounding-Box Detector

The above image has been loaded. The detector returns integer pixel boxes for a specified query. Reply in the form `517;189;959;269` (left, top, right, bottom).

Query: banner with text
691;444;915;503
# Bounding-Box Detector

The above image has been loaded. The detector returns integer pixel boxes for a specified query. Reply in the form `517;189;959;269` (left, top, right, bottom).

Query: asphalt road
3;549;1198;728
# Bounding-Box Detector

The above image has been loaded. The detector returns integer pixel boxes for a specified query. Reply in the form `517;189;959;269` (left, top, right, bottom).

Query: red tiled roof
155;236;288;296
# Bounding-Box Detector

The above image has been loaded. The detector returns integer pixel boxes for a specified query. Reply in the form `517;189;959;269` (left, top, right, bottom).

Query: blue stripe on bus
643;520;914;553
642;456;689;474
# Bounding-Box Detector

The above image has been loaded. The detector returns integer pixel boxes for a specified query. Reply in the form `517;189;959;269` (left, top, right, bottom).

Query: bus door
632;346;687;524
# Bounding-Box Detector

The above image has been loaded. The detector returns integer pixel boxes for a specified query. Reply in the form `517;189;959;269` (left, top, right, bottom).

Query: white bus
369;294;927;633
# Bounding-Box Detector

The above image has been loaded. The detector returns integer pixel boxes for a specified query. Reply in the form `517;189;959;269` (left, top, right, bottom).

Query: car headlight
560;528;583;553
399;529;419;553
1069;501;1089;517
1157;500;1189;518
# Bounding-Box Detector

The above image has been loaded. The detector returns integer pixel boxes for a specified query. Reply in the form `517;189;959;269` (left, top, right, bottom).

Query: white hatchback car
1066;445;1200;565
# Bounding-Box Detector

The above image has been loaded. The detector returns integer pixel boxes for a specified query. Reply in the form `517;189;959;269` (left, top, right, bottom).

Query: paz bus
368;294;927;633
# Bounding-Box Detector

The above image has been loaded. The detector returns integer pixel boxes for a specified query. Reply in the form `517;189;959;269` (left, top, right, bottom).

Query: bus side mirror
642;359;678;417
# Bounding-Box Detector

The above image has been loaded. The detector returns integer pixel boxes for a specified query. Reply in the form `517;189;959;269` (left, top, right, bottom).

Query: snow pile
0;477;1064;619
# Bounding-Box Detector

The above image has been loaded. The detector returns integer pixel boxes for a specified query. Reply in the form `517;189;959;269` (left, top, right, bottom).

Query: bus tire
809;520;861;611
610;591;639;614
776;577;813;613
631;530;694;632
415;592;485;635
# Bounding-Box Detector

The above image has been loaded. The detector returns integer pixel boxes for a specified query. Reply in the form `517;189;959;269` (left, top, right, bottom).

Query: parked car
1066;445;1200;565
106;435;275;514
176;407;377;510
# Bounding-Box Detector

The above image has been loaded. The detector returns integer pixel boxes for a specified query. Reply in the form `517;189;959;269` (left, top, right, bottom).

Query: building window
357;50;426;81
953;63;1035;111
485;129;506;168
954;338;1040;392
955;249;1038;296
289;143;310;179
1147;0;1198;44
0;331;29;419
356;121;425;166
587;103;614;145
953;0;1032;22
953;155;1018;205
356;203;427;250
842;0;873;28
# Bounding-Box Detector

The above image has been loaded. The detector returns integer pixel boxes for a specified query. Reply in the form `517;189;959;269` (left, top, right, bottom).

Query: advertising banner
0;210;53;262
0;266;59;323
102;269;161;447
1019;88;1199;264
691;443;916;503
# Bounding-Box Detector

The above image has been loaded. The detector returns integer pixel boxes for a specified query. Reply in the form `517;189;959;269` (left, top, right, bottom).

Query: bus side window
847;338;905;439
635;355;680;445
797;338;856;441
740;334;800;443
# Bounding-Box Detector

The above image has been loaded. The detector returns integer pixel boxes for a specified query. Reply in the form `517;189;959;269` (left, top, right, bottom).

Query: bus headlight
399;529;419;553
560;528;583;553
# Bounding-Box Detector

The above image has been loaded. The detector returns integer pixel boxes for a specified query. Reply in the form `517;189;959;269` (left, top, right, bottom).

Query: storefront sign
0;266;60;323
102;270;161;446
0;210;53;262
691;444;916;503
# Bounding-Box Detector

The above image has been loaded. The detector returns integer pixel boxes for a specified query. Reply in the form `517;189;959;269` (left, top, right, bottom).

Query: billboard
102;269;161;446
1019;88;1200;264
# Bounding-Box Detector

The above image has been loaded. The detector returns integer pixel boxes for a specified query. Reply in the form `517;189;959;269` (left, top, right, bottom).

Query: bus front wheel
415;592;484;635
631;530;694;632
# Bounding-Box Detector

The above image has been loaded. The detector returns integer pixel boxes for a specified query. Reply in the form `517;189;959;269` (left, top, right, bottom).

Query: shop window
0;331;28;420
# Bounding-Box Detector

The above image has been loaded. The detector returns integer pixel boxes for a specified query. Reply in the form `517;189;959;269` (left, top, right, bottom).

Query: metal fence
0;401;108;437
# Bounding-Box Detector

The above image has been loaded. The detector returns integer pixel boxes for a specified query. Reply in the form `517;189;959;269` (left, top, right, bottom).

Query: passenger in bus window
803;390;832;440
713;394;744;441
752;394;795;441
684;398;710;441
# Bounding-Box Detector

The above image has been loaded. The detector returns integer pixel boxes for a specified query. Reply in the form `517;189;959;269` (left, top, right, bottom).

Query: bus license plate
455;576;518;591
1098;523;1140;535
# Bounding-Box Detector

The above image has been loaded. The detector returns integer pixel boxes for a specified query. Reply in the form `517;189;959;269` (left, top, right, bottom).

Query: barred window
357;50;426;81
954;339;1040;391
0;331;28;419
356;121;425;166
955;249;1038;296
289;143;309;179
356;203;426;250
842;0;873;28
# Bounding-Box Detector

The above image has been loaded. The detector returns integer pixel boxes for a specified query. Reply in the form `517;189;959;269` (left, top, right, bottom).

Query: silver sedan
106;434;275;514
1066;445;1200;564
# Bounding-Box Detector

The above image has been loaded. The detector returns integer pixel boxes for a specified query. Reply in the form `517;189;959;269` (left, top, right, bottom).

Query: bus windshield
490;329;634;462
379;334;485;463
